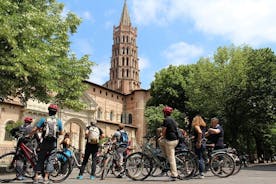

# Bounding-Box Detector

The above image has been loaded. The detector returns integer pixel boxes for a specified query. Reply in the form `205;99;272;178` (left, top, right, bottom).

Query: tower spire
120;0;131;26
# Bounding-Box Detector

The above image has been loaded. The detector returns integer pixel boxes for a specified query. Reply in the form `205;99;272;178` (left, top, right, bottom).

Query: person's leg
34;147;48;182
90;145;99;179
44;147;56;183
158;138;166;157
78;144;91;177
195;146;204;178
165;140;179;178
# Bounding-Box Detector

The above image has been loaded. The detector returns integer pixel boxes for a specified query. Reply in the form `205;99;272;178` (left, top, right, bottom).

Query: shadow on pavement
242;163;276;171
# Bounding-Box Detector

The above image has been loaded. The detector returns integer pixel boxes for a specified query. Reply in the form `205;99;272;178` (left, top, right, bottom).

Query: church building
0;1;150;154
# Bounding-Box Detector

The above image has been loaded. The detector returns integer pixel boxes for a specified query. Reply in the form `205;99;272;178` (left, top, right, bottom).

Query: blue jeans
195;145;205;175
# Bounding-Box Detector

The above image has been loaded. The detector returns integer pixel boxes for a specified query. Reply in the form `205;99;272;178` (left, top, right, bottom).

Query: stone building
0;1;150;154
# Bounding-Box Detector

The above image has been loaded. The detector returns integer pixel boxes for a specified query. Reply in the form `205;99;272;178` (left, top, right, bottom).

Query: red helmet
163;106;173;115
24;117;33;123
48;104;58;111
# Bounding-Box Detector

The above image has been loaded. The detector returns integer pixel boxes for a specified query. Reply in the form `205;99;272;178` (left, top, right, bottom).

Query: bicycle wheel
124;152;152;181
101;155;112;180
231;153;242;175
94;156;104;177
0;152;17;182
210;152;235;178
47;151;72;183
176;151;198;179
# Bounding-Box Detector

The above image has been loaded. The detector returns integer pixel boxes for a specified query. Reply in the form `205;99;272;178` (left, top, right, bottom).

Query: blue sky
58;0;276;89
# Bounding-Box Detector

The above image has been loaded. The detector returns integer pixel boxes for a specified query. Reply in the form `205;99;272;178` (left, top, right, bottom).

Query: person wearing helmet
10;116;35;180
158;106;179;181
77;119;104;180
29;104;63;184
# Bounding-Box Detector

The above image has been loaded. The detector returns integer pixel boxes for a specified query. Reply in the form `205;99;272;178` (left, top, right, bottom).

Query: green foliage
0;0;93;110
145;104;186;136
148;45;276;156
5;121;23;132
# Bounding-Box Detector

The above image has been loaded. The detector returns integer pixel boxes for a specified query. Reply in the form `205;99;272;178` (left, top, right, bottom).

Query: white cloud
80;11;95;24
163;42;203;65
138;56;150;70
89;60;110;85
131;0;276;45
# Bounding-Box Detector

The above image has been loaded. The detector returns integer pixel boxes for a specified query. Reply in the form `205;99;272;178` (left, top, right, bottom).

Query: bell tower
104;0;141;94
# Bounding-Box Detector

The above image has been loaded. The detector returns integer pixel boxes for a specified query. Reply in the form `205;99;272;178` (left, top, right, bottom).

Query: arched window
5;120;15;141
128;114;132;124
97;108;102;119
110;111;114;121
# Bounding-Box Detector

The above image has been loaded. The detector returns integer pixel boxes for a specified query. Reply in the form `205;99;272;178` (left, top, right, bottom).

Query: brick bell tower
104;0;141;94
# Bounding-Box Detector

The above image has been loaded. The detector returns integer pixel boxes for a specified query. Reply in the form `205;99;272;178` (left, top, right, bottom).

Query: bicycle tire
47;151;72;183
94;156;104;177
231;153;242;175
124;152;152;181
0;152;17;183
101;155;112;180
210;152;235;178
175;151;198;179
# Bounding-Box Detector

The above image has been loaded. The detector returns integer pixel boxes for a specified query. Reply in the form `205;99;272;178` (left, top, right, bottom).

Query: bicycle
0;135;71;183
68;146;103;177
124;136;198;181
100;139;127;180
202;143;236;178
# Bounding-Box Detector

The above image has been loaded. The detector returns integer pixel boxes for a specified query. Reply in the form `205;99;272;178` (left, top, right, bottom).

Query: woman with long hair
192;115;206;179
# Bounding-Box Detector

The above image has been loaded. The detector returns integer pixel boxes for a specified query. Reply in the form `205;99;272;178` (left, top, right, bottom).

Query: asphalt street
5;163;276;184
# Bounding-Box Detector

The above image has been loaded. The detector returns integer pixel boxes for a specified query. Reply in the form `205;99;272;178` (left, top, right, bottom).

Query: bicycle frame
18;142;36;167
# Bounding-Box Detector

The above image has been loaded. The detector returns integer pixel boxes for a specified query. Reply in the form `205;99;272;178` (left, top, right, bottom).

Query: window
110;111;114;121
97;108;102;119
128;114;132;124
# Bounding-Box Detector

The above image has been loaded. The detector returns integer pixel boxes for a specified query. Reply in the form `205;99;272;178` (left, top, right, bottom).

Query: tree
148;65;190;112
147;45;276;157
145;105;185;137
0;0;93;110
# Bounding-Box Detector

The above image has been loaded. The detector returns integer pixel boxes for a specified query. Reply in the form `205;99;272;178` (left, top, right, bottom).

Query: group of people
11;104;224;183
158;106;224;181
11;104;130;183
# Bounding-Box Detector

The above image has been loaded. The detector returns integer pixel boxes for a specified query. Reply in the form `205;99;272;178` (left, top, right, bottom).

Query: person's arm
161;127;166;138
57;120;64;135
85;129;89;139
29;118;45;137
99;128;105;139
208;128;221;134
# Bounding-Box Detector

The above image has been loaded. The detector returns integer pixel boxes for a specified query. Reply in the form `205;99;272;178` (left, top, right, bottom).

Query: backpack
43;117;58;139
177;128;185;141
120;130;129;143
88;126;100;144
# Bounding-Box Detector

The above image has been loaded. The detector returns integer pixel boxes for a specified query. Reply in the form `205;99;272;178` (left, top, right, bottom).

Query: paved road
7;164;276;184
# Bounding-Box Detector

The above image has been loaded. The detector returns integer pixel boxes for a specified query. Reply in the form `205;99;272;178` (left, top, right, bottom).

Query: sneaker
76;175;83;180
170;177;177;181
33;179;39;184
90;175;95;180
43;180;51;184
199;174;205;179
17;176;25;180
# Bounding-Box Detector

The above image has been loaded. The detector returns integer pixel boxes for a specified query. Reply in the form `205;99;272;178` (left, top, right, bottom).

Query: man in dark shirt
206;117;224;149
158;106;179;181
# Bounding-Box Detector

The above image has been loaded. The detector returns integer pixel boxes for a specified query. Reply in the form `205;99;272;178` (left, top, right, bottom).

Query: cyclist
29;104;63;184
192;115;206;179
60;133;72;158
158;106;179;181
77;120;104;180
112;124;129;178
10;117;34;180
206;117;224;150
